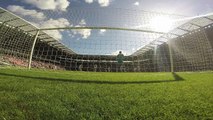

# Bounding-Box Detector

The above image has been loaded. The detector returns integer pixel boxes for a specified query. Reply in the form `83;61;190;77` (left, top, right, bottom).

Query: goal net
0;7;213;72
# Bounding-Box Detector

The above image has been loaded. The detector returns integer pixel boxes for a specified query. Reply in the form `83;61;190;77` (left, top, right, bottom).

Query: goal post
28;29;40;69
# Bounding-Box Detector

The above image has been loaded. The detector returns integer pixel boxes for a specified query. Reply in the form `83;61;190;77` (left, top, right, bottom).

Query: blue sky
0;0;213;55
1;0;213;15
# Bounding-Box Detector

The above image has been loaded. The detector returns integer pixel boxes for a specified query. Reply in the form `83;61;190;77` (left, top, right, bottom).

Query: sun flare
150;16;173;32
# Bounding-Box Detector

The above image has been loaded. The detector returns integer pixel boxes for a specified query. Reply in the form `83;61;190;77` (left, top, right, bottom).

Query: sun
150;16;173;32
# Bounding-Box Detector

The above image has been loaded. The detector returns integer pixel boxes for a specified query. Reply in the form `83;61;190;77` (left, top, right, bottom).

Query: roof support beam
16;24;29;28
0;22;5;30
161;36;169;39
0;11;6;14
54;44;63;47
46;40;56;43
156;40;166;43
177;27;191;32
49;43;60;47
38;33;46;36
52;42;61;45
40;37;52;40
4;18;19;23
168;33;180;37
57;46;65;49
190;23;202;28
204;17;213;21
26;29;37;33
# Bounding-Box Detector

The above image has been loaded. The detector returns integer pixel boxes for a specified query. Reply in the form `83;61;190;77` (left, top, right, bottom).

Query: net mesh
0;7;213;72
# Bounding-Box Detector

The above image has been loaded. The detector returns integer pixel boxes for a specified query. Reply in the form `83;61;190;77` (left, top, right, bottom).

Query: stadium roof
0;7;76;55
131;13;213;56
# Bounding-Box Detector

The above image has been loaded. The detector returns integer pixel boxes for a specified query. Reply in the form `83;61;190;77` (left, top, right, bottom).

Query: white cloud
73;28;91;39
85;0;110;7
85;0;93;4
98;0;110;7
99;29;106;35
134;1;139;6
34;18;71;40
23;0;70;11
39;18;71;29
8;5;71;40
132;48;135;51
7;5;91;40
79;19;86;25
72;19;92;39
7;5;46;20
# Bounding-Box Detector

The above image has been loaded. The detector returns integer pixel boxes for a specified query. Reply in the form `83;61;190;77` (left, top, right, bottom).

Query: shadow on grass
172;72;184;81
0;72;184;85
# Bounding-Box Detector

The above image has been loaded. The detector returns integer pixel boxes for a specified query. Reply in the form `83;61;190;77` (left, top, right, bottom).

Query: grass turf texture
0;68;212;120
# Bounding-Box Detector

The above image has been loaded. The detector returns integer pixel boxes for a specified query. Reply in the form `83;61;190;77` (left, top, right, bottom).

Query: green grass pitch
0;68;212;119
